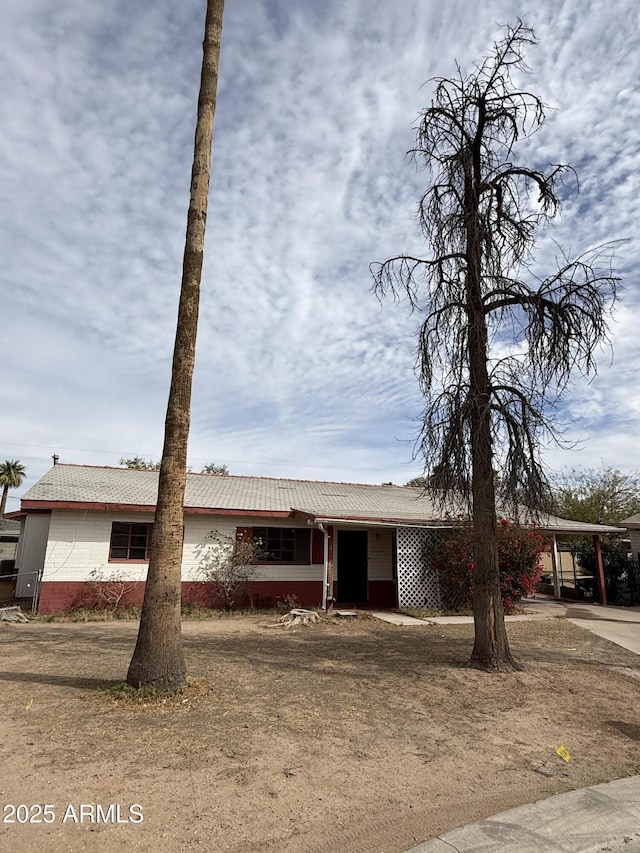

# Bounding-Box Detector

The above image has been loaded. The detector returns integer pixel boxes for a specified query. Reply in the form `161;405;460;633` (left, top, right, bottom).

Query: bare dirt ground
1;614;640;853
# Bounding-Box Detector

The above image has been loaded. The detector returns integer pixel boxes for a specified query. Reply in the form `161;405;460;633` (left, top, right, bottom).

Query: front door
337;530;368;603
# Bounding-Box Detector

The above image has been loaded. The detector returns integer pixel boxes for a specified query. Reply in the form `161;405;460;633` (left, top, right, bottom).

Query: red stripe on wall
35;580;327;614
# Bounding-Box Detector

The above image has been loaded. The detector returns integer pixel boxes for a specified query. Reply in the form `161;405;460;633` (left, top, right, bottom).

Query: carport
543;519;627;606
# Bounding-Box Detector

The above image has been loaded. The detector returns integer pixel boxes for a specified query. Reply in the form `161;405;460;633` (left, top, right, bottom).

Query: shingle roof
621;513;640;528
23;464;450;523
0;518;20;536
21;464;625;534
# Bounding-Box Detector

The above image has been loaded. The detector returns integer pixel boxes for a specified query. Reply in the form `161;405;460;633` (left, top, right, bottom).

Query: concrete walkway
371;605;555;627
405;775;640;852
373;601;640;656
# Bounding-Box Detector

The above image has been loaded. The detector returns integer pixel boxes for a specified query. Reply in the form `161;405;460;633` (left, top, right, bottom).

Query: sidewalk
373;600;640;656
404;775;640;852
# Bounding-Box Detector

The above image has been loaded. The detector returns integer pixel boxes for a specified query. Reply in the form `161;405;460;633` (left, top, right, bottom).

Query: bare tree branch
371;20;619;671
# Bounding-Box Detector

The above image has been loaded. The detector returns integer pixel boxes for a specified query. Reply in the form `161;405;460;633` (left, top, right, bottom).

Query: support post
593;534;607;606
326;526;334;613
551;534;561;600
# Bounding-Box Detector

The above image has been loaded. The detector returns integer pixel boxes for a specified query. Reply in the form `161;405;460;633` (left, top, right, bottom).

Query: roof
0;518;20;537
621;513;640;528
21;464;625;535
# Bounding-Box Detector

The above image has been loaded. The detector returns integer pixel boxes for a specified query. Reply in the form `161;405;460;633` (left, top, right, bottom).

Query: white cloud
2;0;639;503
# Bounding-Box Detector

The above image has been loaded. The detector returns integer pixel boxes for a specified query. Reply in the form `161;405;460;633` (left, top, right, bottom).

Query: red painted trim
367;580;397;608
36;579;325;614
316;514;449;525
21;500;294;518
593;534;607;606
35;578;396;614
22;500;156;512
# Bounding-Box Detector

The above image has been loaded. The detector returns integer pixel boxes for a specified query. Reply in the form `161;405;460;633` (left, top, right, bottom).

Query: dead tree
372;20;618;671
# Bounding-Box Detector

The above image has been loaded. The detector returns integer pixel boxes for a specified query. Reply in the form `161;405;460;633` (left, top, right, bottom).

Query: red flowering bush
428;520;548;612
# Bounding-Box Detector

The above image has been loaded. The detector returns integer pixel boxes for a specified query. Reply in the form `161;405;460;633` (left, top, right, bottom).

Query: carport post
550;534;561;600
593;534;607;606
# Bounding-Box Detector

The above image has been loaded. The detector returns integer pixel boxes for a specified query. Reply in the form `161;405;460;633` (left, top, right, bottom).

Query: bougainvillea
427;520;548;612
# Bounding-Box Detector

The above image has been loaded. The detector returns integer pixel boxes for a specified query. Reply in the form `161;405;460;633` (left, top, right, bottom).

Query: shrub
428;520;547;612
196;531;263;611
75;568;138;612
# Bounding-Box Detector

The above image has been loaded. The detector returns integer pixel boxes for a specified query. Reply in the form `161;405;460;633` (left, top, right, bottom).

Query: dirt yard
1;614;640;853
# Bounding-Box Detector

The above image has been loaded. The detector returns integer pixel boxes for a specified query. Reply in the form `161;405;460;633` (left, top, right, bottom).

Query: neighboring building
621;514;640;553
0;518;20;563
0;518;21;604
9;464;624;614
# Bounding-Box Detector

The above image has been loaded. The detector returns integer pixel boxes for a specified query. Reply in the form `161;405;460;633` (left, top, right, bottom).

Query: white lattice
397;527;443;608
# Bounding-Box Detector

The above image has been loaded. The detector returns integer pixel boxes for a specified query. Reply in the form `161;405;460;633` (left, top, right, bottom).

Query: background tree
405;476;428;489
552;466;640;604
552;466;640;525
372;20;618;671
570;537;630;604
0;460;26;517
127;0;225;690
201;462;229;474
120;457;162;471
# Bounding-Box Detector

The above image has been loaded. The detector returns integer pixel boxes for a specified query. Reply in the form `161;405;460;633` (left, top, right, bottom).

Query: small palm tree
0;459;26;517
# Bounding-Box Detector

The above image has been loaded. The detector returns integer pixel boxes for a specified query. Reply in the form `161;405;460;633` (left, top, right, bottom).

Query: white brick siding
41;511;325;583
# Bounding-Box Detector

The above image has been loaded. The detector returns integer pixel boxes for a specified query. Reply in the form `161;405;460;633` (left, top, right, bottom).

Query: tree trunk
0;486;8;518
464;141;519;672
127;0;225;690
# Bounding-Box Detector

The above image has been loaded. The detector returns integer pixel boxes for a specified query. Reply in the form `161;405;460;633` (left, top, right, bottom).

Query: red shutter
311;528;325;564
236;526;253;544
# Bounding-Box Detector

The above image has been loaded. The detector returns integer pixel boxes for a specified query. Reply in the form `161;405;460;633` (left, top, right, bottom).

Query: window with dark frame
253;527;311;563
109;522;153;561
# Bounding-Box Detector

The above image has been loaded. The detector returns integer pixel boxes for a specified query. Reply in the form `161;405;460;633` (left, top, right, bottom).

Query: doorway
337;530;368;603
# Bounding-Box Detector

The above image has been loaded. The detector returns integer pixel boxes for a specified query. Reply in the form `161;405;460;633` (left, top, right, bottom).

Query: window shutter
236;526;253;544
311;528;325;564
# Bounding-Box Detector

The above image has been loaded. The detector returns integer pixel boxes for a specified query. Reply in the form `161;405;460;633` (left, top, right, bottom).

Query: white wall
367;528;394;580
40;511;324;583
16;514;51;597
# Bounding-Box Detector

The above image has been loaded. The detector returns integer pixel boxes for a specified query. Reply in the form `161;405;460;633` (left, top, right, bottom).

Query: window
253;527;311;563
109;522;152;561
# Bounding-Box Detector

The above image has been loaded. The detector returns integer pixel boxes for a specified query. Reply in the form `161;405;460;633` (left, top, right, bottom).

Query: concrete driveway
522;598;640;656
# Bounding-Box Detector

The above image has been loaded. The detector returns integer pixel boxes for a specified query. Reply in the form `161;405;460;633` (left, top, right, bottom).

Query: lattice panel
396;527;443;608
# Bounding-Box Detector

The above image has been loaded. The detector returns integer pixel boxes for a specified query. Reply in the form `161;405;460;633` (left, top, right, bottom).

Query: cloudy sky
1;0;638;509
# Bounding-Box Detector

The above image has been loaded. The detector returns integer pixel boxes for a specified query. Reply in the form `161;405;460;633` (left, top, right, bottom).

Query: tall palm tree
127;0;225;689
0;460;26;518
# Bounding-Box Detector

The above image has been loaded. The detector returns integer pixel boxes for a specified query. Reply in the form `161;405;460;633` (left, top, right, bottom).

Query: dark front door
337;530;368;603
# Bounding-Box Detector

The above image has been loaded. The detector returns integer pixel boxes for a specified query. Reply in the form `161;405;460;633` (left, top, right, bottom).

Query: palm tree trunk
0;485;8;518
127;0;225;689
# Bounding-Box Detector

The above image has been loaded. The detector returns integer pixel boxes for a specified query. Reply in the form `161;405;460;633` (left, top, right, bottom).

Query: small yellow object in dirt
25;699;33;710
555;745;570;762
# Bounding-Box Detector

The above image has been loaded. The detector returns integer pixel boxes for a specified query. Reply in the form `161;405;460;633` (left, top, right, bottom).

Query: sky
1;0;639;510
